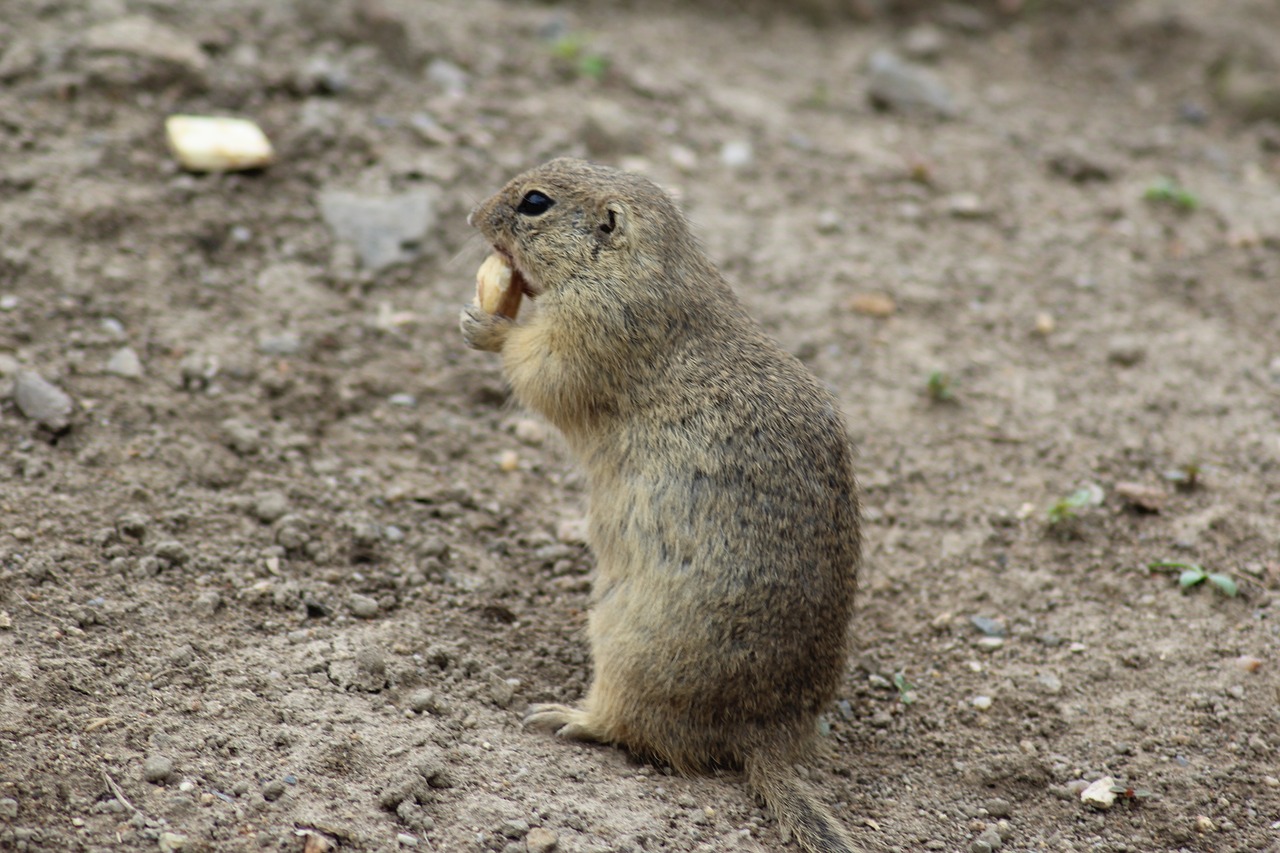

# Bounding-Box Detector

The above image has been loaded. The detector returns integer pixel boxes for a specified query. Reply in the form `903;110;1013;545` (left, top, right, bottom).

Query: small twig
100;765;140;816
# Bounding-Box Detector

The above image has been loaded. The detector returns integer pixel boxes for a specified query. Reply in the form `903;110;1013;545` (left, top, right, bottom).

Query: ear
594;200;630;248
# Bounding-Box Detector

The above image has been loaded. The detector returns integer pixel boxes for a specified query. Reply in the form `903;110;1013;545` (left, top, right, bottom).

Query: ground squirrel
461;158;861;853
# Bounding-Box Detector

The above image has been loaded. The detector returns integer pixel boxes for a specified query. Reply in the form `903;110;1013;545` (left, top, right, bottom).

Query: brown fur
461;158;862;852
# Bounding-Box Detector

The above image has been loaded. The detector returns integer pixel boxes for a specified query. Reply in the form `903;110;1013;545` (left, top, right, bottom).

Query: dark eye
516;190;555;216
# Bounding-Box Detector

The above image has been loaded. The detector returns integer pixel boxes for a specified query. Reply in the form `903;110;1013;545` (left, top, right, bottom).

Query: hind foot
523;703;608;743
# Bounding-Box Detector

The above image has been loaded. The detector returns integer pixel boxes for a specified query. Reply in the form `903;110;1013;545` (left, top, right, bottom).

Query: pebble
975;637;1005;652
14;369;73;432
0;798;17;818
969;615;1006;638
1194;814;1216;832
944;192;992;219
143;754;174;784
318;188;437;272
498;450;520;472
1106;336;1146;367
106;346;143;379
396;833;419;847
984;797;1012;818
262;780;287;801
193;590;222;617
1033;312;1055;336
258;332;302;356
153;540;189;566
498;818;530;838
349;594;379;619
253;491;290;524
846;293;896;318
157;832;189;852
719;140;754;169
1113;481;1165;513
1233;655;1262;673
556;518;589;546
1035;673;1063;695
971;695;993;710
867;49;957;118
971;825;1003;852
1080;776;1117;809
514;418;546;445
1263;775;1279;788
526;827;558;853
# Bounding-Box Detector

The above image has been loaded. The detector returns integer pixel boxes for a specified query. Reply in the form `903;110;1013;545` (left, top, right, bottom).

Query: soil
2;1;1279;852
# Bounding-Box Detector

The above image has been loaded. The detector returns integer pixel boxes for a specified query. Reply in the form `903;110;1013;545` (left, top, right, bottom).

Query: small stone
498;818;530;838
720;140;754;169
318;188;437;272
0;798;17;819
867;49;956;118
975;637;1005;652
15;370;73;432
258;332;301;356
974;826;1003;851
349;594;379;619
1033;312;1055;336
969;615;1006;638
985;798;1012;818
396;834;419;847
514;418;546;445
407;689;438;714
1262;775;1279;788
1080;776;1117;809
846;293;896;318
143;755;175;784
526;827;558;853
971;695;993;710
1114;482;1165;513
1194;815;1216;832
253;491;290;524
498;450;520;472
389;393;417;408
1047;148;1114;183
1107;336;1146;367
106;347;143;379
945;192;991;219
193;590;222;617
262;780;287;801
157;832;189;852
1233;655;1263;673
1035;673;1062;695
153;540;189;566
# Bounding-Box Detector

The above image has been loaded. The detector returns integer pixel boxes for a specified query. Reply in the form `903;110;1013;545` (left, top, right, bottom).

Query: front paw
460;303;513;352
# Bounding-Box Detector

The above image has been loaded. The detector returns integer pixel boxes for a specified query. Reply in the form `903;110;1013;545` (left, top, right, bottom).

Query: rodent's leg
459;303;513;353
524;703;608;743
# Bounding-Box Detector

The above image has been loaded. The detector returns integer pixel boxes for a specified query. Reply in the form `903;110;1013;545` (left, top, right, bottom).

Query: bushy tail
746;753;859;853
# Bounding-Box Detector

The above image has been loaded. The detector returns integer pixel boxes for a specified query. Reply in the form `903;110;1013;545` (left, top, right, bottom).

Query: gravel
142;755;174;784
14;370;73;432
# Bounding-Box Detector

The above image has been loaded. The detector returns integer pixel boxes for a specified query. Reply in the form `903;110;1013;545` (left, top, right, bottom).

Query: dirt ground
2;1;1279;851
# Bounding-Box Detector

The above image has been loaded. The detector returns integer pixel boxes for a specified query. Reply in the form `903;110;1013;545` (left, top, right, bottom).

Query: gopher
460;158;861;853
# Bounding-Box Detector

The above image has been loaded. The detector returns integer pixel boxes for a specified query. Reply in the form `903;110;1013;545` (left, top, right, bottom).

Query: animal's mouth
493;245;538;298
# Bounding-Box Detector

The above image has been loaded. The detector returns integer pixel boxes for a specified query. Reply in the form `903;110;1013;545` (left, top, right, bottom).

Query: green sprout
1046;485;1103;525
548;33;609;80
1144;178;1199;211
1148;561;1238;597
925;370;955;403
892;672;917;705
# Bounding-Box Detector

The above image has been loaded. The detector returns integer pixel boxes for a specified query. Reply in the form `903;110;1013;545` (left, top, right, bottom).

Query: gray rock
106;346;143;379
157;832;189;852
499;818;530;838
15;370;73;432
253;491;290;524
970;615;1006;638
0;797;17;818
974;826;1003;851
349;594;379;619
985;797;1012;818
143;754;174;784
257;332;301;356
318;189;436;272
526;827;558;853
867;50;957;118
153;540;189;566
82;16;208;76
262;779;286;801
